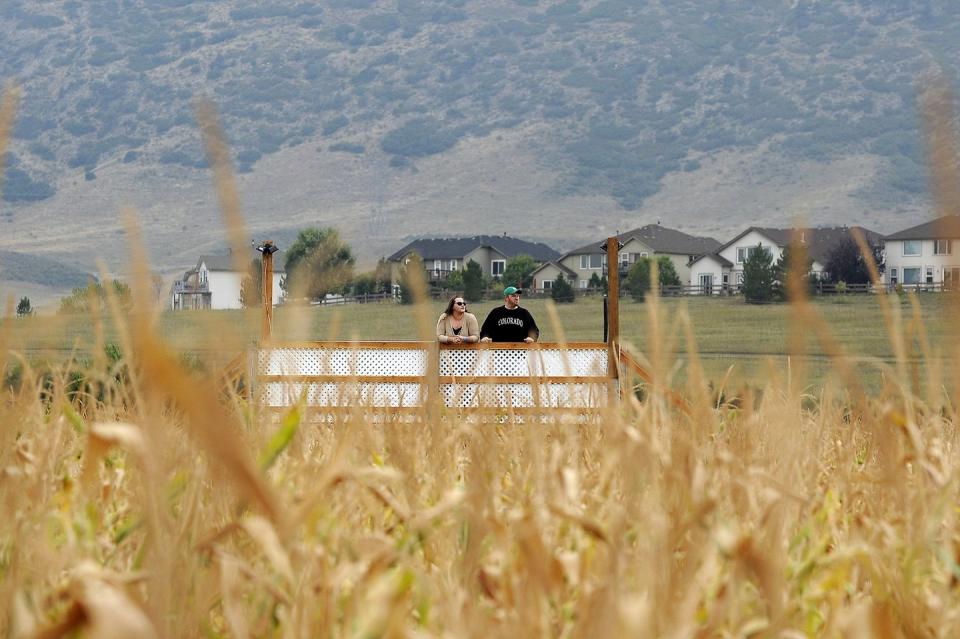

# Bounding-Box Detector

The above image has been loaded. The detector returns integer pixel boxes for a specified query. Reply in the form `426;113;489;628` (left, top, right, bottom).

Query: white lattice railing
255;341;613;411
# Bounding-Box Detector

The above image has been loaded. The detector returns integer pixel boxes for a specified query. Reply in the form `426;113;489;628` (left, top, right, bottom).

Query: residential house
689;226;883;294
530;261;578;292
557;224;722;289
387;235;560;285
171;251;285;310
884;214;960;288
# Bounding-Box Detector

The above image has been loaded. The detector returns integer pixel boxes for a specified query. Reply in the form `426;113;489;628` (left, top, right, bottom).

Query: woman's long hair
443;294;464;316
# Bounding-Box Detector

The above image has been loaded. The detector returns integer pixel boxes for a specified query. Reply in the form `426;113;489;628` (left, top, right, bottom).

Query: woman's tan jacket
436;312;480;343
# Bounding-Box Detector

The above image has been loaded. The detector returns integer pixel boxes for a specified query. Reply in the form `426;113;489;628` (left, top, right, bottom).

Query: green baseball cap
503;286;523;296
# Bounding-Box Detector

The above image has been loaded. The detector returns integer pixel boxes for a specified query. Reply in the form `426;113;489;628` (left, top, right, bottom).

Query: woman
436;295;480;344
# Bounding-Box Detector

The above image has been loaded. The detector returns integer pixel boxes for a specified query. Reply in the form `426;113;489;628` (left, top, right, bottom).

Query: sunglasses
454;301;466;306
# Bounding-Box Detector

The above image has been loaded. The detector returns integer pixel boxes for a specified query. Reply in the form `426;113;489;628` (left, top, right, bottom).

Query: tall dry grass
3;97;960;638
4;250;960;638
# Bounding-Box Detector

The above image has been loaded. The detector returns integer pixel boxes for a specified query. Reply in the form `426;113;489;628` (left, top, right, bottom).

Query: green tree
626;256;681;302
445;269;464;290
283;227;355;301
373;257;394;294
824;236;881;285
551;273;576;303
351;273;378;296
773;243;815;300
462;259;484;301
16;296;32;317
398;253;425;305
502;254;537;289
588;272;605;292
240;258;262;308
742;244;775;303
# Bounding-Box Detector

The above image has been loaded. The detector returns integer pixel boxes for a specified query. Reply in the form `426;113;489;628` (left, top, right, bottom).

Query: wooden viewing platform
254;341;617;414
250;238;630;415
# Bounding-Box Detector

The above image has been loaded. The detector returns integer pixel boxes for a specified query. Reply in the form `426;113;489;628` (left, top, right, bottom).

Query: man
480;286;540;343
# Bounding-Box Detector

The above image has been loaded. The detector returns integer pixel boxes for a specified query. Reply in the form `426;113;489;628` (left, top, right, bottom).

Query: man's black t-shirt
479;305;540;342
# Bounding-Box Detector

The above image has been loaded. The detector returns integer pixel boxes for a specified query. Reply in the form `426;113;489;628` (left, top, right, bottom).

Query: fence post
257;241;279;340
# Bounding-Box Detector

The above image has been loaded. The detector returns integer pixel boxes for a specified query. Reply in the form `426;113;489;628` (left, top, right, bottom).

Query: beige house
388;235;560;286
530;261;578;293
883;215;960;288
557;224;721;289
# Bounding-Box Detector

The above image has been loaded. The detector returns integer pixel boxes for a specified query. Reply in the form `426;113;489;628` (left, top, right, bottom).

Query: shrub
59;281;133;314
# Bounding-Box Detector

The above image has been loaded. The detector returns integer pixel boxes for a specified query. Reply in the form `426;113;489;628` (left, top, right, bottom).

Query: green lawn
9;293;956;390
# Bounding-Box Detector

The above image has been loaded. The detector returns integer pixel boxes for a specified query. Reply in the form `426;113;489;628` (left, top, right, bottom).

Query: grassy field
9;292;955;390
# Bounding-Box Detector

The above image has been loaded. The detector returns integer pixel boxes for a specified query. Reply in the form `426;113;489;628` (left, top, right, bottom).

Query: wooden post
606;237;620;343
257;241;278;341
606;236;620;380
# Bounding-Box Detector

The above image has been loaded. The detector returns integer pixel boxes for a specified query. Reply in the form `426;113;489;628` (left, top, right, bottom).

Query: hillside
0;0;958;304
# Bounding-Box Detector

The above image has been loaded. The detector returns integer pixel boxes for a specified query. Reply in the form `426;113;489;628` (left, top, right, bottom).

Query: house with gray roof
557;224;722;289
884;214;960;288
530;261;578;293
689;225;883;294
171;250;286;310
387;235;560;285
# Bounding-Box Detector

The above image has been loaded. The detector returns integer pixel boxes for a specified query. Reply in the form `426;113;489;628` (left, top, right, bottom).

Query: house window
433;259;442;270
579;280;588;288
491;260;505;277
926;267;934;284
736;246;759;263
935;239;952;255
903;267;921;285
889;268;898;284
542;280;553;290
580;254;604;269
199;269;207;285
736;272;745;285
639;252;649;258
620;252;629;266
903;240;921;257
449;260;458;271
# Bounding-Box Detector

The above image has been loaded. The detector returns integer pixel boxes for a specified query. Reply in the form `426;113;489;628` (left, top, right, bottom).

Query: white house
689;226;883;294
884;214;960;288
171;252;285;310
